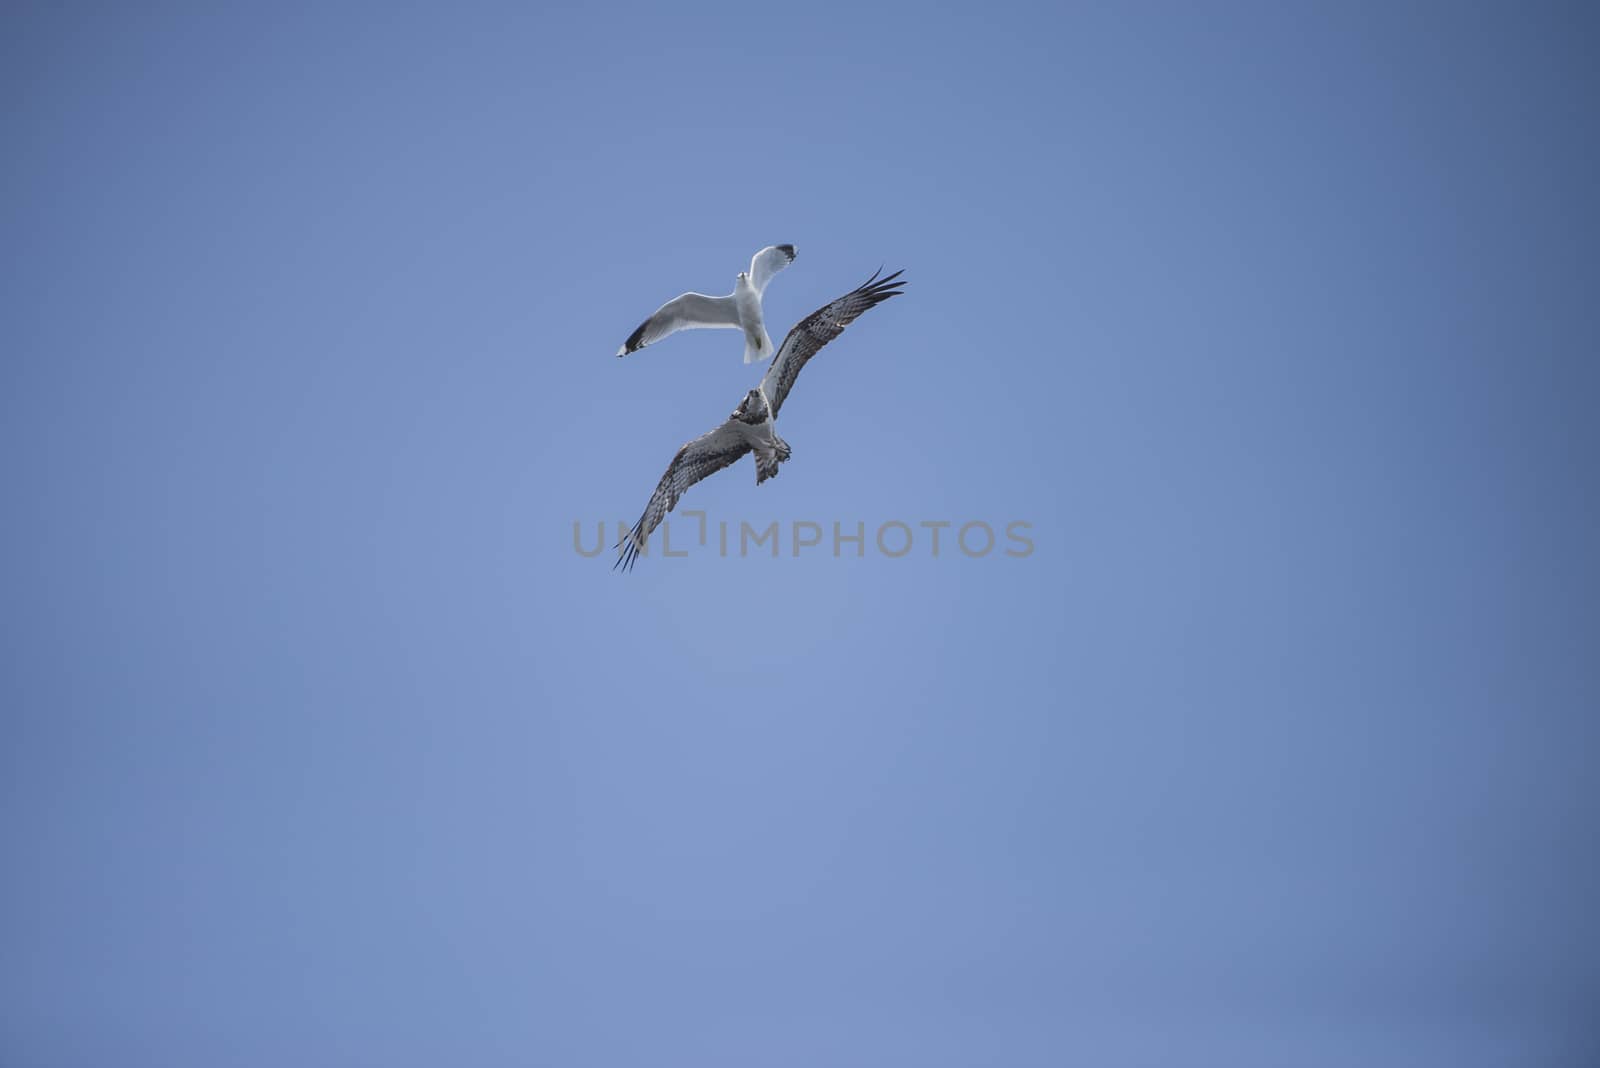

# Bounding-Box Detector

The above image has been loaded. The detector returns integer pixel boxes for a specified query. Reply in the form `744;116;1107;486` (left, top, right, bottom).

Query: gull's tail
743;328;774;364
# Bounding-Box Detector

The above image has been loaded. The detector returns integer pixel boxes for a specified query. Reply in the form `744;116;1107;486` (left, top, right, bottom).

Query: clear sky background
3;3;1597;1065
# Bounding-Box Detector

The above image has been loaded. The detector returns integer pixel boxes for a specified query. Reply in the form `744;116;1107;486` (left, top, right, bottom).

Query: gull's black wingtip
618;321;648;357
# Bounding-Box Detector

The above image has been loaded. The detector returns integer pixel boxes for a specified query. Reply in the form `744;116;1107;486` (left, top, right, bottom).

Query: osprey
615;269;906;570
616;244;797;364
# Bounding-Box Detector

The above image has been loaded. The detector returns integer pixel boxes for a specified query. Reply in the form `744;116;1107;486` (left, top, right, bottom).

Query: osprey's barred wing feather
760;269;906;418
614;422;751;571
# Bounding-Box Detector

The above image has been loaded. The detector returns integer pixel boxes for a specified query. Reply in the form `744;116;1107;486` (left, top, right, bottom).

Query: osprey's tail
754;436;791;486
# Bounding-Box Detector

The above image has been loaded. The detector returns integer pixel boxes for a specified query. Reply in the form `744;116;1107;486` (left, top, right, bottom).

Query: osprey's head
736;388;768;423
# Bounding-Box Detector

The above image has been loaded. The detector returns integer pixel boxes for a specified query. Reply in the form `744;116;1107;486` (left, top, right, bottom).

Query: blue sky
2;3;1597;1065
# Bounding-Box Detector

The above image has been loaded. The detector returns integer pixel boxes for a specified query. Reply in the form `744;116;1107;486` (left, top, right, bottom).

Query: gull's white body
616;245;796;363
732;273;770;364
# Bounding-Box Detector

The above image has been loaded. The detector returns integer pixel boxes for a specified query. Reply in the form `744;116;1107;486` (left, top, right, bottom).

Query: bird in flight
615;268;906;570
616;244;797;364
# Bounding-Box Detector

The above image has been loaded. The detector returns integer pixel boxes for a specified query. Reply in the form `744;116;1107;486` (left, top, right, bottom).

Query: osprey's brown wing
759;269;906;418
615;420;750;571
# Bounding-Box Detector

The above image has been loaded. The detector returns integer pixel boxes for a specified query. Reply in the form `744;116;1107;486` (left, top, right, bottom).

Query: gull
616;245;797;364
615;269;906;570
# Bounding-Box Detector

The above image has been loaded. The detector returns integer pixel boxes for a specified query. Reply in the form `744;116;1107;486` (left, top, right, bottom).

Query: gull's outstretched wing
616;292;740;357
760;269;906;418
615;422;751;571
749;244;797;295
